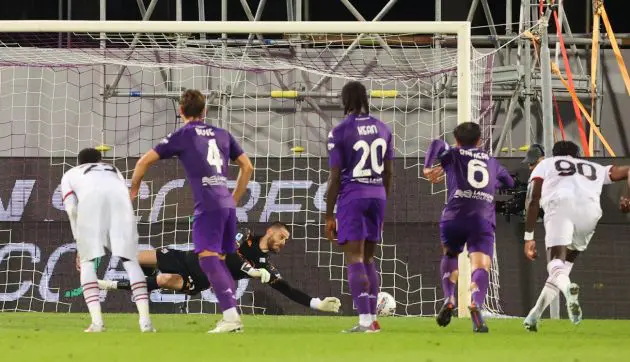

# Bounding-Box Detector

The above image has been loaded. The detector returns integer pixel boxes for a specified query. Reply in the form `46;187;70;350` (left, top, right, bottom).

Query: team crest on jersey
327;143;335;151
160;248;169;254
259;257;266;263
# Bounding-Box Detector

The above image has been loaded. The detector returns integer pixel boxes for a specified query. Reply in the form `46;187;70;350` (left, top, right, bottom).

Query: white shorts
543;198;601;252
75;185;138;262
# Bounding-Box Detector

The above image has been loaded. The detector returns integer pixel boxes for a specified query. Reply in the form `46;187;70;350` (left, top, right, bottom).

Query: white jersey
61;163;138;262
529;156;612;210
60;163;126;202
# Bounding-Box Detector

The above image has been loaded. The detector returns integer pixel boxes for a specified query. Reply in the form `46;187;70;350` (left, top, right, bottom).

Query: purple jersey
424;139;514;225
153;120;244;213
328;114;394;207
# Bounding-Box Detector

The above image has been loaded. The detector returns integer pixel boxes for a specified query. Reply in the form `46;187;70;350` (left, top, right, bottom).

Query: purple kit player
423;122;513;333
130;89;253;333
325;81;394;333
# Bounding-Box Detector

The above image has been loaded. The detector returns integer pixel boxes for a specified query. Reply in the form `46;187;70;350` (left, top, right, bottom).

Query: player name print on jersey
195;127;215;137
357;125;378;136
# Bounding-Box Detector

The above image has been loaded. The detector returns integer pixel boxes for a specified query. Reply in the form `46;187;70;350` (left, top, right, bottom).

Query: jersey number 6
467;159;489;189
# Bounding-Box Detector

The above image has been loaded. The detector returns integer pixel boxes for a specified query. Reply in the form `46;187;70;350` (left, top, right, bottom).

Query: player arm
267;267;340;313
607;165;630;182
60;173;79;240
326;129;343;219
423;139;449;183
130;149;160;199
496;165;515;189
232;154;253;205
382;132;394;197
524;178;542;239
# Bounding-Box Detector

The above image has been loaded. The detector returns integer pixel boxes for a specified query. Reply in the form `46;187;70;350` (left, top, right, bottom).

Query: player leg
466;222;494;333
338;200;373;333
194;209;242;334
524;248;580;331
543;206;580;323
76;196;107;332
363;199;385;331
108;195;154;332
435;220;465;327
98;249;160;291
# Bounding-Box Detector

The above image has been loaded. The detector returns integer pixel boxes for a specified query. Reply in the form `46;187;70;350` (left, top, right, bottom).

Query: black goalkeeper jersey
224;228;281;282
154;227;313;307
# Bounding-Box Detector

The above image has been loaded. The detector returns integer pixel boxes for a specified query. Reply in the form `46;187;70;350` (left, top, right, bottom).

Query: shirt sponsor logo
453;189;494;202
202;175;228;187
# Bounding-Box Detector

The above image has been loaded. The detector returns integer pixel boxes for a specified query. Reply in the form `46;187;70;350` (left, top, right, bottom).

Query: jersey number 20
207;139;224;173
467;159;489;189
353;138;387;177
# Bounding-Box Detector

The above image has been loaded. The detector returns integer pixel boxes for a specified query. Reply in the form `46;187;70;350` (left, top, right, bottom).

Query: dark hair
453;122;481;147
78;148;102;165
552;140;580;157
341;81;370;115
269;221;288;230
179;89;206;119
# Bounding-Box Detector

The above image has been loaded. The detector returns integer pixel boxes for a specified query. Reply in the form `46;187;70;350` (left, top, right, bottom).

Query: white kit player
523;141;630;331
61;148;155;333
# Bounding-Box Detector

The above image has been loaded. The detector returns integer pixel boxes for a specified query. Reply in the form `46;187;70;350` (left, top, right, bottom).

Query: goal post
0;19;501;317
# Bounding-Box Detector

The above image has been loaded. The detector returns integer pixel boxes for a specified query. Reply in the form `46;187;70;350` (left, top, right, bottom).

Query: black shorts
155;248;210;295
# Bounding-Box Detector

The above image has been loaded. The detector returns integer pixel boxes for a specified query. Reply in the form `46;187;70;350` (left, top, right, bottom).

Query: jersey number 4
206;139;224;174
554;159;597;181
353;138;387;177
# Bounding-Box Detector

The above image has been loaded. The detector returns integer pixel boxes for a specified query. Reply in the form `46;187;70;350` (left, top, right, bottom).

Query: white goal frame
0;20;472;126
0;20;474;317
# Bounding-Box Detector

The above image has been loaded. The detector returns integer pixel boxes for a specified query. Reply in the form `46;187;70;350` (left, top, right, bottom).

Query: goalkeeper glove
310;297;342;313
241;263;271;283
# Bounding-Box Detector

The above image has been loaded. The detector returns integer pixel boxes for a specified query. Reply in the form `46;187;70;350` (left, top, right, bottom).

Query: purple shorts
439;217;495;257
336;198;386;245
192;208;237;255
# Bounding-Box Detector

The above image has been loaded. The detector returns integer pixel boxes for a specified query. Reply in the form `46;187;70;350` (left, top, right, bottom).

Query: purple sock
347;262;370;315
364;262;380;315
440;255;458;304
471;268;489;308
199;256;237;311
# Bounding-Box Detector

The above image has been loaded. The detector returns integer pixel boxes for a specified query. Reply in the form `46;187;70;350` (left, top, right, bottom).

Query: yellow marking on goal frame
95;144;112;152
370;90;398;98
271;90;298;99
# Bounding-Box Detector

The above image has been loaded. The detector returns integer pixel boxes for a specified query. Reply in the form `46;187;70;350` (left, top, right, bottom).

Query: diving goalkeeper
98;222;341;313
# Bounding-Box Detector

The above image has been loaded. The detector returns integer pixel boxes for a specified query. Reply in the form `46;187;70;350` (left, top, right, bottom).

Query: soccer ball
377;292;396;316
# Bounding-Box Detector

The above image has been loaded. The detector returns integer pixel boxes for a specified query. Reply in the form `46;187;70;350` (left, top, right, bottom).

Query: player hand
325;216;337;242
75;254;81;271
620;196;630;213
524;240;537;261
129;187;139;201
316;297;342;313
247;268;271;283
423;166;444;184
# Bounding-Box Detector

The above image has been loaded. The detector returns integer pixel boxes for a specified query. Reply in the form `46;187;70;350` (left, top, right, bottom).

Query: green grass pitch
1;313;630;362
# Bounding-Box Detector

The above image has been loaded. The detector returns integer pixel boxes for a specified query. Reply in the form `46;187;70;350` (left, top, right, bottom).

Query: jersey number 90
352;138;387;177
554;159;597;181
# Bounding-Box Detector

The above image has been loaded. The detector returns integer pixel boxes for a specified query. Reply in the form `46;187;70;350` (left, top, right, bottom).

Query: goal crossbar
0;20;472;126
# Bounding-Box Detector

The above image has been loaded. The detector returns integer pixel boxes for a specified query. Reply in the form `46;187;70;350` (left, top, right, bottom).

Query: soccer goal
0;20;498;317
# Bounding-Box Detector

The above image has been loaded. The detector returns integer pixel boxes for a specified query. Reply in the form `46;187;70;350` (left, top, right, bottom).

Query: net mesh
0;30;500;316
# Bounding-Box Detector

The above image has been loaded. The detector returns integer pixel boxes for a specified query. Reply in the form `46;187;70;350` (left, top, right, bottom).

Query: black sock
146;276;160;292
116;279;131;290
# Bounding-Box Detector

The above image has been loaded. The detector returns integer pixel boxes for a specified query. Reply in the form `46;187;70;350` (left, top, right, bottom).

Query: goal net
0;21;499;316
